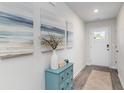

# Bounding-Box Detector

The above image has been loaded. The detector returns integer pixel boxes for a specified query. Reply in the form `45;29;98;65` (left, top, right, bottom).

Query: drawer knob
71;87;73;89
67;82;69;85
62;88;64;90
62;77;64;80
67;73;69;75
71;69;73;72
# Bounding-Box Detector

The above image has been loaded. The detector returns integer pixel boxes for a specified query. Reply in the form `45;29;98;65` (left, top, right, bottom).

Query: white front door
90;27;111;67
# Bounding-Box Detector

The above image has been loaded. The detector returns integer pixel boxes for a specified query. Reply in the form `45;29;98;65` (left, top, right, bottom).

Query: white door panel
90;27;111;67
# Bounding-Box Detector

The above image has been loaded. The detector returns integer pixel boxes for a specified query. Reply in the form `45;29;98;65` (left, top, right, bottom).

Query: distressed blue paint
45;63;74;90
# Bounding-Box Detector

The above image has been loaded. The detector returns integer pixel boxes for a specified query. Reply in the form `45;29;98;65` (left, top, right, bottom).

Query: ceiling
66;2;123;22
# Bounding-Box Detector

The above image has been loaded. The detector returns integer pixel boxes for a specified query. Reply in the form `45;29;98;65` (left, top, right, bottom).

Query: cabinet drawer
65;78;70;87
65;66;73;79
69;66;73;74
59;71;65;83
70;75;73;82
70;83;74;90
65;69;70;78
60;82;65;90
65;79;73;90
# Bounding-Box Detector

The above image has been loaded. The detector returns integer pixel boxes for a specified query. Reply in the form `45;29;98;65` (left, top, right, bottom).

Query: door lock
107;44;110;51
107;44;109;48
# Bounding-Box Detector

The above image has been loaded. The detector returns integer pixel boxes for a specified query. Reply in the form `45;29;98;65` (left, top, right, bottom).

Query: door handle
107;44;109;48
107;44;109;51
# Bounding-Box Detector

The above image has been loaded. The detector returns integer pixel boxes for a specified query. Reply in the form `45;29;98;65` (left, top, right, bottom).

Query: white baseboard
118;73;124;89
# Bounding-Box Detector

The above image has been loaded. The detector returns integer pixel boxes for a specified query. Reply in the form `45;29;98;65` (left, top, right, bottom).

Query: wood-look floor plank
74;66;91;89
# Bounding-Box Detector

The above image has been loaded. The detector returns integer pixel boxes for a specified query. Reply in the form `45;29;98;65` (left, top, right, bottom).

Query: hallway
0;2;124;90
74;65;123;90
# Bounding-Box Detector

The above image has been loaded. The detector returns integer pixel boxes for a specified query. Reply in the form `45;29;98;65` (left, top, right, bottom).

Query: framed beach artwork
41;24;65;52
0;3;33;58
66;21;73;48
66;31;73;48
40;8;65;52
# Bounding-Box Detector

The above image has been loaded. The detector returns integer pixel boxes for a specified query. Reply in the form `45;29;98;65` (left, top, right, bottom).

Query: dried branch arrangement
41;33;64;50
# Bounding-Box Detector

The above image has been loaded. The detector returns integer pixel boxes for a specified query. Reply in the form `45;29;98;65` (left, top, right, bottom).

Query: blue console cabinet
45;63;73;90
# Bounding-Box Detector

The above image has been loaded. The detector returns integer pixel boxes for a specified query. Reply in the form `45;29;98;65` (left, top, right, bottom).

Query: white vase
51;50;58;69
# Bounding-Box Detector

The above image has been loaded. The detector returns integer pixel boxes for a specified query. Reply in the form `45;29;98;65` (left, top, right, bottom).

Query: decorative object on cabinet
64;59;69;64
50;50;58;69
58;61;66;68
45;63;73;90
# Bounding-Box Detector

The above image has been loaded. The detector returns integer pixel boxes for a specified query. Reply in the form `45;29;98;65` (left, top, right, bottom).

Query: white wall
0;2;86;89
117;4;124;89
86;19;117;69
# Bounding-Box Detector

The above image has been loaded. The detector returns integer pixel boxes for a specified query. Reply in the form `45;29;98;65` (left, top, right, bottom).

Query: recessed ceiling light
94;9;99;13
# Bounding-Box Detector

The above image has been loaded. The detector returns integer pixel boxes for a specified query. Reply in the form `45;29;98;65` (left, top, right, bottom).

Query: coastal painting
66;31;73;48
41;24;65;52
0;3;33;58
66;21;73;48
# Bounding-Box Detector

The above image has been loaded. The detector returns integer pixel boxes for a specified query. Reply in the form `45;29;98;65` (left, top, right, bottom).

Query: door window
94;31;105;40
